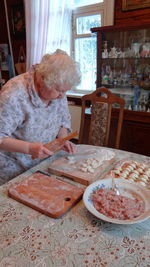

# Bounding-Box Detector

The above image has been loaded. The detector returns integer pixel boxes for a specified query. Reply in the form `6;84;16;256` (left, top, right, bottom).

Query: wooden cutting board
48;145;116;185
8;171;84;218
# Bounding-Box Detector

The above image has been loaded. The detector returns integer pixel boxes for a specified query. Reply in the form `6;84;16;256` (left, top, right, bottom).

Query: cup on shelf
131;43;141;58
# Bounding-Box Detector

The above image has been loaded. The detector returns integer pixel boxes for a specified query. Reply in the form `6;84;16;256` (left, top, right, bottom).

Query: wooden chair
78;87;125;149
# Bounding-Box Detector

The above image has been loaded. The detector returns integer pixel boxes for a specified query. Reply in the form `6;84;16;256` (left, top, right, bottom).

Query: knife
32;131;78;159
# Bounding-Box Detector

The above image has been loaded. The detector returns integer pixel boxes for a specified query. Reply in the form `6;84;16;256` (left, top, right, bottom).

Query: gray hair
35;49;81;90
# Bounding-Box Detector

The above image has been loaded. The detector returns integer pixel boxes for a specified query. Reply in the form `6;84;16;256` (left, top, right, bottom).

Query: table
0;145;150;267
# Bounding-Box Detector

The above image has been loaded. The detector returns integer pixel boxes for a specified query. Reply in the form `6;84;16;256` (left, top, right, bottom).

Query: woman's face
39;84;69;101
35;73;70;102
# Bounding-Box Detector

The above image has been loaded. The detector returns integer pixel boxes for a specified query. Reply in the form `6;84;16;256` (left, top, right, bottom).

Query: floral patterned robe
0;68;71;185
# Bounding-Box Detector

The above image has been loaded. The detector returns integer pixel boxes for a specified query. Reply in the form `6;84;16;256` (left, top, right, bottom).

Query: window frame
70;0;115;96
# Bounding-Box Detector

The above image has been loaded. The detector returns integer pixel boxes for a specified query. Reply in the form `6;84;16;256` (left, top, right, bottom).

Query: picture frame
122;0;150;11
11;3;25;39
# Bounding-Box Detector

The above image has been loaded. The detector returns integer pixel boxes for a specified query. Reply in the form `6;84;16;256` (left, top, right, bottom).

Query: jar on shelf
140;42;150;58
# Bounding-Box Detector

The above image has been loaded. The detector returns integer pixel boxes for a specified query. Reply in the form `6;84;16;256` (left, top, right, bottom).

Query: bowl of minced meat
83;178;150;224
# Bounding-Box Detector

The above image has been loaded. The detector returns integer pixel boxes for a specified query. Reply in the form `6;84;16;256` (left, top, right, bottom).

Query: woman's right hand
28;142;53;159
0;137;53;159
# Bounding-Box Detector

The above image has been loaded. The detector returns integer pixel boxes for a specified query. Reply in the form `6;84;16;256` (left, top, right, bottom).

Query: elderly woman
0;49;81;185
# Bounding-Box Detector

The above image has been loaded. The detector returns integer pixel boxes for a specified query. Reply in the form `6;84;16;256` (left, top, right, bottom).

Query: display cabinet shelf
91;23;150;155
91;23;150;113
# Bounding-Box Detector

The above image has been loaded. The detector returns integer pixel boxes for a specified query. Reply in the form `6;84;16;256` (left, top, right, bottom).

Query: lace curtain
24;0;73;70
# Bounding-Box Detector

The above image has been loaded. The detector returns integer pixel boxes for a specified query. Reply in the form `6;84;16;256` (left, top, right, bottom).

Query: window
74;0;103;8
71;0;114;93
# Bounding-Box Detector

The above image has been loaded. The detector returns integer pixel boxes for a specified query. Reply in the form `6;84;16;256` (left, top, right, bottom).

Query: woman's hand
0;137;53;159
57;127;77;154
28;142;53;159
62;140;77;154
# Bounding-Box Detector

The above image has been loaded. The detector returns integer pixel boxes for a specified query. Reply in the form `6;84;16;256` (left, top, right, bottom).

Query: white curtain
24;0;73;70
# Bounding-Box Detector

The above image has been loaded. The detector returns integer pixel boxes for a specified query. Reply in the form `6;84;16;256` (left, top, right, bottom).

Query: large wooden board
48;145;116;185
8;171;84;218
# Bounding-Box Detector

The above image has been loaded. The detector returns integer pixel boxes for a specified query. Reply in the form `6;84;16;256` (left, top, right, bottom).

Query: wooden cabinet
90;23;150;156
82;110;150;156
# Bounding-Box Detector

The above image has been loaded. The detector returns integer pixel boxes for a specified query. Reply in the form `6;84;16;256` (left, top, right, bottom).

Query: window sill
66;90;93;98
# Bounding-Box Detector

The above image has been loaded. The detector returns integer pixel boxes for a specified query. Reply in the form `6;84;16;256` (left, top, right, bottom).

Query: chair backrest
78;87;125;149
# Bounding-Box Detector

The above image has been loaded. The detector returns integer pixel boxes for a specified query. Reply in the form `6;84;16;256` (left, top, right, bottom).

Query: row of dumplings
113;161;150;187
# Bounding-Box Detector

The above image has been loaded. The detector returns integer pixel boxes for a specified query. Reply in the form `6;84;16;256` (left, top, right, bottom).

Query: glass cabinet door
99;28;150;111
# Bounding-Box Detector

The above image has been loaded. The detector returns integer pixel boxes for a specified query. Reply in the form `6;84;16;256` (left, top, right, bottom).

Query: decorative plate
83;178;150;224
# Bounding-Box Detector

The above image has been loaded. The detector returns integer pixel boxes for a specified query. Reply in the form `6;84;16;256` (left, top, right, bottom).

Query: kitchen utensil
32;131;78;160
112;176;120;195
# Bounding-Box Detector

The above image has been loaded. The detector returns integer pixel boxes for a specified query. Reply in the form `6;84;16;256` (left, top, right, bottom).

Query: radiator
68;105;82;139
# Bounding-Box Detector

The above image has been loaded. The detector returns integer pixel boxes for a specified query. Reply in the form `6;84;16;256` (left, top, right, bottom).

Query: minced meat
91;188;145;220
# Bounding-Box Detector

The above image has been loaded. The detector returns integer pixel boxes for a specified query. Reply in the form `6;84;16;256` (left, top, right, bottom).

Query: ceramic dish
83;178;150;224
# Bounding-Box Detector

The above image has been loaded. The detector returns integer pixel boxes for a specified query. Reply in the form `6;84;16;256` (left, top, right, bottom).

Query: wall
114;0;150;26
68;105;82;139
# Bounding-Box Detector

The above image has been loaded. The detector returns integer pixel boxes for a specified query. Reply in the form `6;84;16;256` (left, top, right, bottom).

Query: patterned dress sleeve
0;81;25;142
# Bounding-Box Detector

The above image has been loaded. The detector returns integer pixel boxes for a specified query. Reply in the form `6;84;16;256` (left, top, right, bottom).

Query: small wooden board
48;145;115;185
8;171;84;218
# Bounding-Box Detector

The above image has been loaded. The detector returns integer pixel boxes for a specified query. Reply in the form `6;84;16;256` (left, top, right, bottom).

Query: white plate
83;178;150;224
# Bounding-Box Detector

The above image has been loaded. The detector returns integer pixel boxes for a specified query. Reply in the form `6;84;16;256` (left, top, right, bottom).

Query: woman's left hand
62;140;77;154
